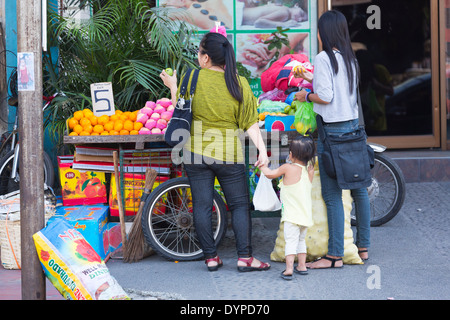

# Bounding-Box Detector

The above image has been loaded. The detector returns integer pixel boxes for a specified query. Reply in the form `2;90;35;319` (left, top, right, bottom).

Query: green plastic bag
292;101;317;135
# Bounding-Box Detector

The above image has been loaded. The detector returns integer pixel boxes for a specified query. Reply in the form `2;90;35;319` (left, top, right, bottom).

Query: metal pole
17;0;45;300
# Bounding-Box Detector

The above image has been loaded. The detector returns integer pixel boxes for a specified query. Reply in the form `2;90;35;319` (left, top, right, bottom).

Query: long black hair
199;32;243;102
318;10;359;93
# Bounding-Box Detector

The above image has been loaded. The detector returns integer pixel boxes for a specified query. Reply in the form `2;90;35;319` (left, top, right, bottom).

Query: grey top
312;50;358;123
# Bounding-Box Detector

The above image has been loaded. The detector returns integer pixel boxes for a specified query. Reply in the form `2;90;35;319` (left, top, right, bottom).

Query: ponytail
200;33;243;102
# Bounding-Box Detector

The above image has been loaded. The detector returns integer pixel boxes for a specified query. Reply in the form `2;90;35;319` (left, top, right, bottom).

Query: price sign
90;82;115;116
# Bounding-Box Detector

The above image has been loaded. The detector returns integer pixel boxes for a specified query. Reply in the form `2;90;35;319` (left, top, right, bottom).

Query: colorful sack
33;218;130;300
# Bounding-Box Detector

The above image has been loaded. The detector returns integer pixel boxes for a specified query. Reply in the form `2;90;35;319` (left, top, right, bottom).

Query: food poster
157;0;318;97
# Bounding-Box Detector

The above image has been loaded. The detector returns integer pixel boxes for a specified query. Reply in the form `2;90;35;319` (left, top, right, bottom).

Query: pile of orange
67;109;142;136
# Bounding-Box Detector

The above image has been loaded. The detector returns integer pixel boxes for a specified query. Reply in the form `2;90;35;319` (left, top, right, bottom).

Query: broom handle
113;151;127;254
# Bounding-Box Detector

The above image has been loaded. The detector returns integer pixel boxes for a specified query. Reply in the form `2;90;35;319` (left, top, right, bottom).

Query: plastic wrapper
258;89;288;102
258;100;289;114
270;162;363;265
293;101;317;135
33;218;130;300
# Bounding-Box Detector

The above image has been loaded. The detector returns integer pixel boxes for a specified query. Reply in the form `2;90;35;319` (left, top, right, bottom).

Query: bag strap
179;68;200;98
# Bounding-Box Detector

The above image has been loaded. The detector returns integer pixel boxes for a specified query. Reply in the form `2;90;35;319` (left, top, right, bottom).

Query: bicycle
0;93;56;196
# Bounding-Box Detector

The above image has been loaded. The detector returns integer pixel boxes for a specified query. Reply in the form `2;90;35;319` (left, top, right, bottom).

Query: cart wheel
141;177;228;261
351;153;406;227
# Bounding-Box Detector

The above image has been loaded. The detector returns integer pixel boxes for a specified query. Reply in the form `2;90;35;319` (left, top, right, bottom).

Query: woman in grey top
295;10;370;268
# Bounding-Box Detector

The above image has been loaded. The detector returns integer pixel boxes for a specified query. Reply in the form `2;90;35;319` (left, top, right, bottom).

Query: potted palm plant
43;0;198;146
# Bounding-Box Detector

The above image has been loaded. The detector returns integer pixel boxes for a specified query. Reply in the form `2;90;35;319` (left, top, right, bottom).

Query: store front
322;0;446;150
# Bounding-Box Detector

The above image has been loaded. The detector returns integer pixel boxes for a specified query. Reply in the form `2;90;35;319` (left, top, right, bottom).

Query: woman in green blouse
161;32;270;272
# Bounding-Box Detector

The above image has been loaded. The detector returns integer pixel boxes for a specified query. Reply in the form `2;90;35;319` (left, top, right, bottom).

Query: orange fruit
79;131;90;136
109;130;119;135
69;131;78;136
119;114;128;121
130;130;139;135
90;132;100;136
133;121;143;131
115;109;123;115
73;124;83;134
123;120;134;131
83;108;93;117
119;129;129;135
129;111;138;122
104;121;114;132
100;131;109;135
83;124;93;134
79;117;91;127
98;114;110;125
73;110;84;121
89;115;98;126
110;114;119;121
114;121;123;132
93;124;104;134
68;118;78;130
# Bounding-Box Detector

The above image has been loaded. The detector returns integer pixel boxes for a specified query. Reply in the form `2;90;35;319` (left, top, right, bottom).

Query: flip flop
294;268;308;275
280;271;293;281
237;257;270;272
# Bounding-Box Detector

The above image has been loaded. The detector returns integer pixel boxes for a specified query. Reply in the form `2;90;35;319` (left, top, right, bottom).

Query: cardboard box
109;174;169;217
264;115;296;132
58;156;108;206
47;205;110;260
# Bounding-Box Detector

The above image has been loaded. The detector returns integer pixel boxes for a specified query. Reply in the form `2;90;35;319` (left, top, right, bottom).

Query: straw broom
123;168;158;263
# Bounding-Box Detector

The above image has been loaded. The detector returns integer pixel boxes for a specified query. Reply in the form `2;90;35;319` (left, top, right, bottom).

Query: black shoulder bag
164;68;200;147
316;90;375;189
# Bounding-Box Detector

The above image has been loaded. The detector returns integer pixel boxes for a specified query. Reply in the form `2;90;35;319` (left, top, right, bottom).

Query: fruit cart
63;129;299;261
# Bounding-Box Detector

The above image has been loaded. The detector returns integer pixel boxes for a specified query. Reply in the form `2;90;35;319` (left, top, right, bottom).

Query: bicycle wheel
141;177;228;261
0;150;55;195
351;153;406;227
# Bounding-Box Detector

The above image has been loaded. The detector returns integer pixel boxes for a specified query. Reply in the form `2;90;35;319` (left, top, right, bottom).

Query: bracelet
305;92;312;103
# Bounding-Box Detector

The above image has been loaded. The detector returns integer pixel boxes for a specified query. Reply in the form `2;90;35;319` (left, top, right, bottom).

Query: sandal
294;268;308;275
205;256;223;272
237;257;270;272
358;249;369;261
307;256;343;269
280;271;293;281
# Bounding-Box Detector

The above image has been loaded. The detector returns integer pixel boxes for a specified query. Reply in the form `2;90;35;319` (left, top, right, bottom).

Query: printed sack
33;218;130;300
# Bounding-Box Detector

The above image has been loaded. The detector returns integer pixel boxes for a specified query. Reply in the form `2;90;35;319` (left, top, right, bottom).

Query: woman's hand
160;69;178;106
255;152;270;168
293;68;313;83
160;69;177;90
294;90;308;102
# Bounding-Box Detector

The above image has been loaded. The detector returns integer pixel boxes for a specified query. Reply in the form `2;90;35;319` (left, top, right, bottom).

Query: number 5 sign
90;82;115;116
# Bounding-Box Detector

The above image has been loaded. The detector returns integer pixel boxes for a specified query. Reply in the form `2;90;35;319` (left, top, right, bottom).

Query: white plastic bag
252;172;282;212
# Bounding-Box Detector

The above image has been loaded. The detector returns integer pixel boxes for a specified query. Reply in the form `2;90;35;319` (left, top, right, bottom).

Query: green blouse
179;68;258;163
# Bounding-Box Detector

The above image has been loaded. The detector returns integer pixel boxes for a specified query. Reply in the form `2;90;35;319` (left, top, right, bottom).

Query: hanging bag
164;68;200;147
252;172;282;212
316;85;374;189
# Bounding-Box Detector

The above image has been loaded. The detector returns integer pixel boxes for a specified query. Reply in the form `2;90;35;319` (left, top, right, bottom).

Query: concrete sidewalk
1;181;449;301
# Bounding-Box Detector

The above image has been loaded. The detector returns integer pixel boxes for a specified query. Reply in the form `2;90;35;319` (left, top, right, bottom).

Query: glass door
322;0;441;149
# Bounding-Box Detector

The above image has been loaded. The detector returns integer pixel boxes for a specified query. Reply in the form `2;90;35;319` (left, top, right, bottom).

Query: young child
260;133;315;280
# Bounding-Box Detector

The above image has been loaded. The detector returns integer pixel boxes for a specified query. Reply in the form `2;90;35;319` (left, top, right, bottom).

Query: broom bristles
123;169;157;263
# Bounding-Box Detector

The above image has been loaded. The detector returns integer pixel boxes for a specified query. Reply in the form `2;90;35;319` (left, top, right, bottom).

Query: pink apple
139;127;151;135
161;111;173;122
151;128;162;134
156;119;167;130
136;112;149;124
145;119;156;130
162;128;166;134
150;112;160;120
145;101;156;109
157;98;172;108
166;105;175;112
154;105;166;114
140;106;153;116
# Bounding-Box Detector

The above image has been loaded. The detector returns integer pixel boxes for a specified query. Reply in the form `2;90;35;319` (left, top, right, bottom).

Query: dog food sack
33;218;130;300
